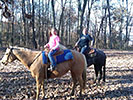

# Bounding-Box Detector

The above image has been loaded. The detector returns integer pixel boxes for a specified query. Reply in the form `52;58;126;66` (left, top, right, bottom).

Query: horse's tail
82;55;87;89
103;56;106;82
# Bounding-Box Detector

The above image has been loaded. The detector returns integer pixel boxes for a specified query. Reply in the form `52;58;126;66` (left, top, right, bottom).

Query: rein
28;51;42;67
6;48;13;62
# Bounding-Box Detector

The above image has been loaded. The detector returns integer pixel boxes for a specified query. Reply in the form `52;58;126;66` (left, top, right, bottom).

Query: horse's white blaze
1;48;10;64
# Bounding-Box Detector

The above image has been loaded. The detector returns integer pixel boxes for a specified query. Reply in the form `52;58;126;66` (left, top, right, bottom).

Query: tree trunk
41;0;46;44
44;0;50;43
38;0;41;48
32;0;37;49
22;0;26;46
107;0;112;49
125;0;129;48
96;16;105;48
0;9;3;47
104;8;107;48
11;1;14;45
119;18;123;49
87;0;94;31
58;0;67;43
67;0;71;45
77;0;88;36
51;0;56;28
58;0;67;41
27;0;31;46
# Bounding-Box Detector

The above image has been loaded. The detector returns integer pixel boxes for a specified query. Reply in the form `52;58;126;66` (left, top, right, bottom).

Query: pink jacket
46;35;60;50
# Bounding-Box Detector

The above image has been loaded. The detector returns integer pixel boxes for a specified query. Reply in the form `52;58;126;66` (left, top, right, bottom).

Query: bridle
2;48;13;64
28;48;49;67
28;51;42;67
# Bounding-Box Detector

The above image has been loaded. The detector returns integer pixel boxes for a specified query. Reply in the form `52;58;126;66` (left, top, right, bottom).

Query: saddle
53;49;64;56
89;49;95;54
87;48;96;57
42;48;73;65
44;47;63;56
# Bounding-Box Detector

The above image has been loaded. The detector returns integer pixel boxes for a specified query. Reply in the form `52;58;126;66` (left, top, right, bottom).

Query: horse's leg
71;79;77;96
41;81;45;98
36;77;41;100
94;65;98;83
82;67;86;89
78;76;84;96
71;73;77;96
41;66;47;98
98;67;102;83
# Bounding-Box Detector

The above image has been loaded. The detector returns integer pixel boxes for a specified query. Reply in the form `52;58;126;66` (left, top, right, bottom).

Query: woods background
0;0;133;50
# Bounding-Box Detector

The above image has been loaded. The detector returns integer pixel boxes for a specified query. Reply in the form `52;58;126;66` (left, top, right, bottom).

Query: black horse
75;47;106;83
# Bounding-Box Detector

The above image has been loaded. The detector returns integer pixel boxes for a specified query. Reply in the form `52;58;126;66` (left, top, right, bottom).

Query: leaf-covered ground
0;49;133;100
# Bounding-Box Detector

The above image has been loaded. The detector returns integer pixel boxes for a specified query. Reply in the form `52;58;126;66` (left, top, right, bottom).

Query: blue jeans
48;49;57;67
81;46;89;55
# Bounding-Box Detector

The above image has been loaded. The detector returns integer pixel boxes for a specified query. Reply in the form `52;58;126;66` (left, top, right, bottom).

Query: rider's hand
74;44;77;47
75;44;78;48
44;45;47;48
50;49;53;52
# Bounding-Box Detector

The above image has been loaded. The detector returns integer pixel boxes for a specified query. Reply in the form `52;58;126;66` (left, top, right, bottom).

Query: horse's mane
10;44;67;52
10;46;37;52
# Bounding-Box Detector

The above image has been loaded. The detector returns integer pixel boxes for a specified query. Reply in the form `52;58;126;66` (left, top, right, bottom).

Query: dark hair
49;28;57;36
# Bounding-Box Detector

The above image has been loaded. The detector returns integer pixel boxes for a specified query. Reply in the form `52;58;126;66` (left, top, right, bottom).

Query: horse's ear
9;45;13;49
7;44;12;49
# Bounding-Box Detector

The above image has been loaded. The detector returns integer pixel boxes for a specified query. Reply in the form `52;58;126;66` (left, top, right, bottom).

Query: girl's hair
49;28;57;36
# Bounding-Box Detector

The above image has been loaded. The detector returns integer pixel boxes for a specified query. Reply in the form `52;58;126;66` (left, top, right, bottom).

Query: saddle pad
42;51;47;64
42;50;73;64
56;49;73;64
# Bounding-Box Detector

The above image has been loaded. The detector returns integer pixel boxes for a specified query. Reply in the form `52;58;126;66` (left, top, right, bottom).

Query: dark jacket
76;34;94;48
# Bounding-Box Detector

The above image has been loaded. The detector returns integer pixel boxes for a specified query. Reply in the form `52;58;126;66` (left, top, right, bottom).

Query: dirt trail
0;49;133;99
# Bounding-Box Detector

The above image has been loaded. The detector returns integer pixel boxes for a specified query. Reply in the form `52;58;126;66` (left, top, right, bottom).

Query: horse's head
1;47;16;65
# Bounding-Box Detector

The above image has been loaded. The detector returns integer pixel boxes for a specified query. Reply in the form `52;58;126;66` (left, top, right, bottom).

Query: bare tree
67;0;72;45
11;1;14;45
125;0;129;47
96;16;105;48
87;0;94;31
104;7;107;48
107;0;112;48
38;0;41;48
22;0;26;45
58;0;67;42
51;0;56;28
77;0;88;36
32;0;37;49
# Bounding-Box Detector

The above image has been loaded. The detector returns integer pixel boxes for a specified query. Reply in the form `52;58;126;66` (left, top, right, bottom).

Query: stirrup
48;65;55;71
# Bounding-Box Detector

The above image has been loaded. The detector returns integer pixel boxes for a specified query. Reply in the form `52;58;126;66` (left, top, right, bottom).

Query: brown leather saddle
89;48;95;54
87;48;96;57
44;47;64;56
53;49;64;56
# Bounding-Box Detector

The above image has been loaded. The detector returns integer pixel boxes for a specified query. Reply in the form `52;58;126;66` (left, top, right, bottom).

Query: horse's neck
13;49;38;69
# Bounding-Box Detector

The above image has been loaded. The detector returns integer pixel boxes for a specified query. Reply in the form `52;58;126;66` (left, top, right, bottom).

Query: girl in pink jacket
44;28;60;71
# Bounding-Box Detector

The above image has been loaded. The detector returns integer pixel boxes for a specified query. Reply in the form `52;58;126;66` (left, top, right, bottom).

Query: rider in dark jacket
75;28;94;55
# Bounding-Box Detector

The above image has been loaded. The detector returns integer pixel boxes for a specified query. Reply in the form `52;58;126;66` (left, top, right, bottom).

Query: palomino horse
1;46;87;100
75;46;106;83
